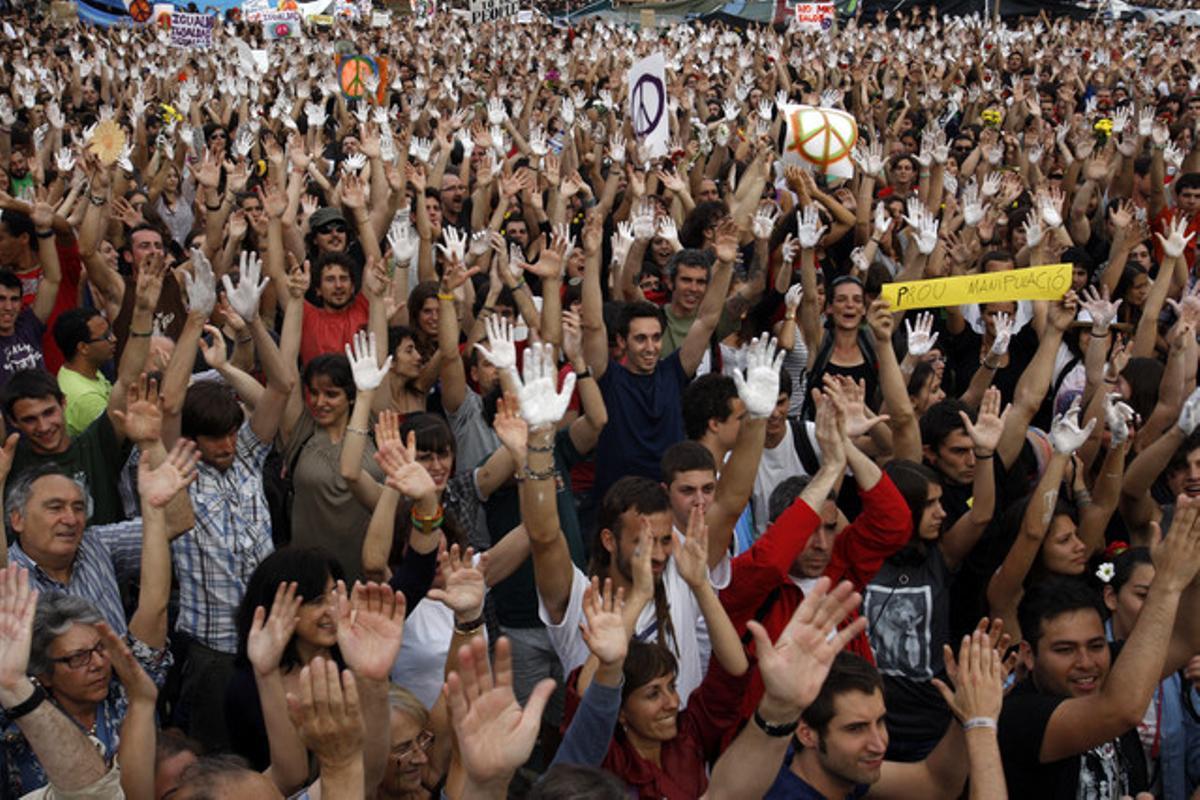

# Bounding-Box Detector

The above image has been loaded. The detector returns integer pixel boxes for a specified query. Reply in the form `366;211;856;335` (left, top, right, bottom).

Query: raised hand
674;505;710;589
286;657;364;771
515;343;575;429
426;545;486;622
474;315;517;371
221;251;270;322
436;227;468;263
1105;393;1136;447
989;311;1014;358
1156;214;1196;260
96;622;157;705
247;581;303;677
732;336;784;419
112;373;164;446
375;430;438;500
388;215;418;265
1079;284;1121;336
1178;387;1200;436
822;375;887;438
579;577;628;668
345;330;392;392
138;437;200;508
796;204;827;249
1050;399;1095;455
0;566;37;702
184;248;217;316
961;386;1008;456
631;199;656;241
1037;187;1064;229
903;197;939;255
753;204;779;240
446;637;554;791
335;580;406;682
932;629;1004;725
904;312;939;357
746;577;867;716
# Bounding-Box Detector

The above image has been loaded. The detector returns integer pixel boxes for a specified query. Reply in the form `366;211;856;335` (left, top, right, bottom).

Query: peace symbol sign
631;74;664;138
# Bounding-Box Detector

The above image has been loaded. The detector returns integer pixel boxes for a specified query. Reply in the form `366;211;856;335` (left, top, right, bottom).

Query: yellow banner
880;263;1072;311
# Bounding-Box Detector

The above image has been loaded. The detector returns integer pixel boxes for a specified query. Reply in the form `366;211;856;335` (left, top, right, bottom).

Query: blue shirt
764;743;871;799
593;351;688;503
172;420;274;653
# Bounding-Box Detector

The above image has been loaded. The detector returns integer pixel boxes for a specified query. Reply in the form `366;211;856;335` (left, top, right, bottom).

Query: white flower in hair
1095;563;1115;584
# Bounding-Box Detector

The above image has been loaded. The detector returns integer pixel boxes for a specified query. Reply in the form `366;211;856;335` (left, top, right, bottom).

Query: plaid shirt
8;518;144;635
171;421;274;653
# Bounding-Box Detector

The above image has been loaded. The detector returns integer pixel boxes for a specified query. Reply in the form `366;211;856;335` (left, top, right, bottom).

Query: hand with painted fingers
427;544;486;623
474;314;517;372
961;386;1009;457
732;335;785;419
656;216;681;251
436;227;469;263
388;216;418;265
1079;284;1121;336
1177;387;1200;436
988;311;1014;359
904;311;939;357
1105;393;1136;447
1050;399;1095;455
286;657;365;771
247;581;303;677
516;343;575;429
446;637;555;792
784;283;803;315
796;204;827;249
753;204;779;240
345;329;393;392
747;577;868;719
222;251;270;323
334;580;406;683
1022;216;1044;249
1156;214;1196;260
184;248;217;316
579;577;628;668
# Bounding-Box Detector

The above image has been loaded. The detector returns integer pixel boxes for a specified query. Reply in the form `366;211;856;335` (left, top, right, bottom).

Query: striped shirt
171;421;274;653
8;518;144;635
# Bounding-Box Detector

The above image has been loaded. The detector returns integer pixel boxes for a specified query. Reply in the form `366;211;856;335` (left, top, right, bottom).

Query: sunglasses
317;222;347;235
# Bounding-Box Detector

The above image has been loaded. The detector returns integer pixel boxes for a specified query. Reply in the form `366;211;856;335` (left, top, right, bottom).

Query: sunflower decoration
1094;117;1113;146
980;108;1002;128
88;119;127;166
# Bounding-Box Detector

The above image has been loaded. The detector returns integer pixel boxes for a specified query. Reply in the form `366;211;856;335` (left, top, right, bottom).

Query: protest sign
371;9;391;26
242;0;269;20
337;54;388;102
262;10;302;37
171;12;215;48
412;0;436;15
308;13;334;25
516;8;532;22
469;0;518;25
153;3;174;26
781;104;857;179
627;52;669;160
794;2;834;32
879;264;1072;311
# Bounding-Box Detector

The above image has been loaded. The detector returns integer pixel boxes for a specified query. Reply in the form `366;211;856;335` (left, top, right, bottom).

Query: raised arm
675;506;749;677
579;209;609;380
867;300;921;462
940;388;1007;571
562;311;607;455
678;218;736;378
28;200;62;324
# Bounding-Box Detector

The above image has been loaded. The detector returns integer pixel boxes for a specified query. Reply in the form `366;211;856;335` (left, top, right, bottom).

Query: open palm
336;581;406;682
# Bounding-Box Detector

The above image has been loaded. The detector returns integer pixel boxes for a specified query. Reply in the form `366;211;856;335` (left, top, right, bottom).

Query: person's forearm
127;503;170;648
691;581;749;676
255;667;308;793
117;694;156;800
708;417;765;563
876;339;921;461
1103;579;1183;718
706;699;797;800
362;486;400;581
250;316;294;392
541;277;563;348
844;440;882;492
0;678;109;791
358;676;390;794
923;724;970;796
1123;425;1185;499
989;454;1067;611
339;391;374;483
966;728;1007;800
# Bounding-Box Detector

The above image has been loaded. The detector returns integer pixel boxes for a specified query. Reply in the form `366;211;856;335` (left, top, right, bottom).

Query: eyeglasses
86;327;115;344
52;641;107;670
317;222;347;235
390;730;434;760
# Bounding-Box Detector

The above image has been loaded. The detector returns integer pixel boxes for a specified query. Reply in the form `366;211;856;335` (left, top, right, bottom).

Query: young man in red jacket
719;391;913;729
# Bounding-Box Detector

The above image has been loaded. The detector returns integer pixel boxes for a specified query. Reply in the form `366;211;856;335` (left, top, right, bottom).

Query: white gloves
732;336;785;419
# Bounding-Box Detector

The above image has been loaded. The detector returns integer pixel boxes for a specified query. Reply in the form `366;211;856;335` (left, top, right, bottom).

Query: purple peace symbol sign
631;73;665;138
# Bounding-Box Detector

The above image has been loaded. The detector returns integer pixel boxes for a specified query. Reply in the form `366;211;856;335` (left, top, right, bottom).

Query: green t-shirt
57;368;113;437
660;304;741;359
9;412;130;525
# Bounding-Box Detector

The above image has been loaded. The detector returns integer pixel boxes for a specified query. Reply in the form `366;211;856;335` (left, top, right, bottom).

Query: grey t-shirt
446;388;500;479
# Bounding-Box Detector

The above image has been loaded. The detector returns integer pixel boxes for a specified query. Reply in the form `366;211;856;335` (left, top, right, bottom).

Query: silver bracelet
963;717;997;731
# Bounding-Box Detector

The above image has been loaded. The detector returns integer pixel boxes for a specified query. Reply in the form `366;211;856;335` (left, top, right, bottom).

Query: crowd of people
0;2;1199;798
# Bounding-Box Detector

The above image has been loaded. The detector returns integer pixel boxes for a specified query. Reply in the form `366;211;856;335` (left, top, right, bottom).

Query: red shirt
1152;207;1200;268
14;242;83;375
300;293;369;365
719;475;913;732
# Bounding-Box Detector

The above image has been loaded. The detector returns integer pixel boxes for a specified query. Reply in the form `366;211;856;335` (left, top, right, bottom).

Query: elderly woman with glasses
0;594;170;797
374;685;451;800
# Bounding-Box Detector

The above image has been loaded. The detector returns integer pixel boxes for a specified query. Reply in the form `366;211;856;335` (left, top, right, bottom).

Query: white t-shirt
390;556;488;709
751;423;816;539
537;550;732;708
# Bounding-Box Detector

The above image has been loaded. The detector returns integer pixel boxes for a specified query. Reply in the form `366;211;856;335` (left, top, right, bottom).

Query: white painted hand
516;343;575;428
1178;387;1200;436
905;312;939;357
989;311;1014;357
221;251;270;323
732;336;785;419
1049;399;1095;455
474;315;517;371
345;330;393;391
184;248;217;316
1104;393;1136;447
796;204;827;249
